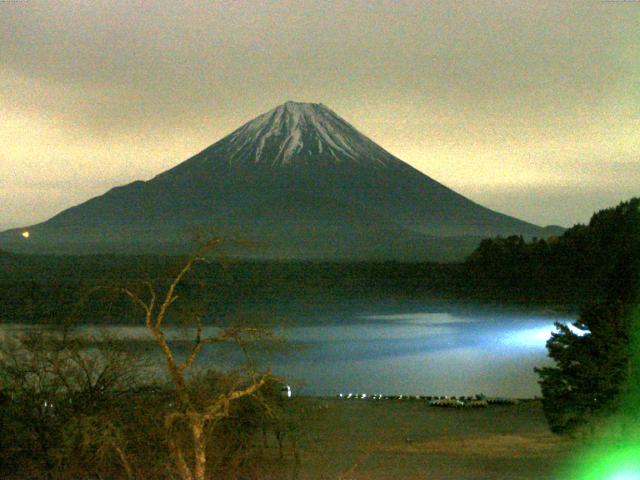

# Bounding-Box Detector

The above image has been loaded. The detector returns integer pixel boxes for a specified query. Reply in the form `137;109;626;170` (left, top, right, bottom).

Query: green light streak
565;306;640;480
566;444;640;480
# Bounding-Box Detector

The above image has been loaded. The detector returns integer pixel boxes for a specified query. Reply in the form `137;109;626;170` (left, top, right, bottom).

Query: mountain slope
0;101;560;260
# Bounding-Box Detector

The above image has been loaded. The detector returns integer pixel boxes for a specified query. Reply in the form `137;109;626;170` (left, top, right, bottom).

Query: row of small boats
336;393;520;407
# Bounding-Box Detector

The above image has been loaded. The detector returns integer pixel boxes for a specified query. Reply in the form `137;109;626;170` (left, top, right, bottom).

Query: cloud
0;0;637;228
465;184;640;227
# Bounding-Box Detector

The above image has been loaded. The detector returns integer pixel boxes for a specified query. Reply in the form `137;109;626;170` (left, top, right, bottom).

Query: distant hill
466;197;640;306
0;101;562;260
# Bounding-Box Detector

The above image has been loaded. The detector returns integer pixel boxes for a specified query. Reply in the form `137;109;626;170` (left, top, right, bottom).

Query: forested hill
0;255;468;325
465;197;640;308
1;198;637;326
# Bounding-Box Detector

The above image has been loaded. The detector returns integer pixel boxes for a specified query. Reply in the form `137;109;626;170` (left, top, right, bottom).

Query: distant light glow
502;322;587;349
21;231;30;239
502;326;553;348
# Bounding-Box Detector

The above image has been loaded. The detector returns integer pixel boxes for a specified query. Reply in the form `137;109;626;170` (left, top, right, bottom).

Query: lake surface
264;309;575;397
1;306;575;398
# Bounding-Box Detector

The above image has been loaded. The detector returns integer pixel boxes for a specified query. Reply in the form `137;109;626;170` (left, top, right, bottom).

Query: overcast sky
1;0;638;231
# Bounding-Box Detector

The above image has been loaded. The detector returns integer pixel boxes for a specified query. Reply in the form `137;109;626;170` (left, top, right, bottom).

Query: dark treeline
0;255;469;325
1;198;639;325
465;197;640;309
533;198;640;433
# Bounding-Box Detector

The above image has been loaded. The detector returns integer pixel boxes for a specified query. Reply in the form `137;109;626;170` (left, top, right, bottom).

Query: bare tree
115;238;273;480
0;330;143;479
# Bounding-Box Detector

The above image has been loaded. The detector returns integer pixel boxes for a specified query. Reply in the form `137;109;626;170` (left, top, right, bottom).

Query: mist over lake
257;307;573;397
1;302;574;398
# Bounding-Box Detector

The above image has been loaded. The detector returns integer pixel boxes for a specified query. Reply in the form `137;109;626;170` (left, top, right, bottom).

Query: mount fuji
0;101;561;260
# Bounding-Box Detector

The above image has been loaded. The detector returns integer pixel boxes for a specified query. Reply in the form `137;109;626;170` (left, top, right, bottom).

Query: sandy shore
283;397;577;479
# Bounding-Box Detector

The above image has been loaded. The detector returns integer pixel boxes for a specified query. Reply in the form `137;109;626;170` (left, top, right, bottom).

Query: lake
255;308;575;397
0;304;576;398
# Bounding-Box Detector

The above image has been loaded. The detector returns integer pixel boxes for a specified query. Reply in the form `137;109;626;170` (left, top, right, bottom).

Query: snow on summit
220;101;398;168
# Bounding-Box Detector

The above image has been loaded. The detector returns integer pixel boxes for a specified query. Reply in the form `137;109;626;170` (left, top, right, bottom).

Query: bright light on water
502;326;554;348
501;322;587;349
0;309;577;397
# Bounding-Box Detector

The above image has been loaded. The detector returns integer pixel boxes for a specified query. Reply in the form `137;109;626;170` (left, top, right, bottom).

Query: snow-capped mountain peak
0;100;552;259
218;101;397;168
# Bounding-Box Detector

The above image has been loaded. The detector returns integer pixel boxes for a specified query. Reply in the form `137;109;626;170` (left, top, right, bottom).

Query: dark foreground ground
285;398;577;480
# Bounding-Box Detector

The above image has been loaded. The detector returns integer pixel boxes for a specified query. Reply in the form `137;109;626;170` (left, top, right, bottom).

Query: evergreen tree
535;198;640;434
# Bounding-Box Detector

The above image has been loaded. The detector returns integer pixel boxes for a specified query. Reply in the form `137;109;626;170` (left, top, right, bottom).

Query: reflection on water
264;311;575;397
0;307;575;398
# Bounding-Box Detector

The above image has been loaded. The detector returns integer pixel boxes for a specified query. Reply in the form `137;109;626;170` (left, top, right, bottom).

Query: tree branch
207;371;272;419
165;412;193;480
180;317;204;372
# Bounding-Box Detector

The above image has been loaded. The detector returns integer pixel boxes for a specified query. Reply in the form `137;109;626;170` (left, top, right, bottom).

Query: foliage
0;256;468;325
0;330;296;479
0;330;143;478
533;198;640;434
466;198;640;308
0;240;297;479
